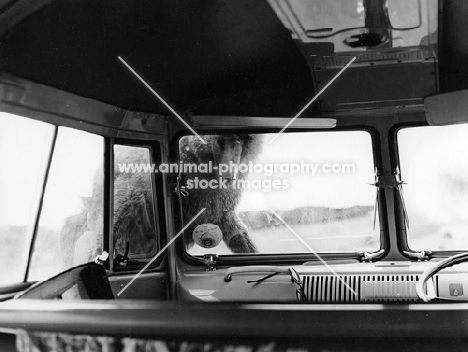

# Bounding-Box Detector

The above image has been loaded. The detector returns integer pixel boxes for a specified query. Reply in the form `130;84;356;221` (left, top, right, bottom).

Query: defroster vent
302;274;421;302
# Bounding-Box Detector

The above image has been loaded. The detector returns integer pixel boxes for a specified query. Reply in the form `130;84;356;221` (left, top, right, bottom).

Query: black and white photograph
0;0;467;351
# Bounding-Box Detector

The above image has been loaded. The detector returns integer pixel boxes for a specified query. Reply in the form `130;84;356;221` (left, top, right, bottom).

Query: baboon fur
179;134;263;253
59;134;262;270
59;147;155;269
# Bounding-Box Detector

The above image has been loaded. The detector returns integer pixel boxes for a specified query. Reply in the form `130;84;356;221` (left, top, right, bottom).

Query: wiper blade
224;266;290;282
247;272;279;284
306;28;333;33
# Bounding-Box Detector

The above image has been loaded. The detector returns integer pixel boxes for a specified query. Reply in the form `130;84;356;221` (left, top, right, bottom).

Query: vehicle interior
1;0;468;351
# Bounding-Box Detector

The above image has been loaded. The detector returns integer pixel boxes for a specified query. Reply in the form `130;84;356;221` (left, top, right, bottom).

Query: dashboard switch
449;283;463;297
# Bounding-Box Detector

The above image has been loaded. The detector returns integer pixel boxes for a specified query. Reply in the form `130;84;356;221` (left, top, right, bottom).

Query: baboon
179;134;263;253
59;147;156;269
59;134;262;270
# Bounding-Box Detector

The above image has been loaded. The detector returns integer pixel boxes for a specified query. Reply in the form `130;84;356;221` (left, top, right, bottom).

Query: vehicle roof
0;1;467;120
0;0;314;117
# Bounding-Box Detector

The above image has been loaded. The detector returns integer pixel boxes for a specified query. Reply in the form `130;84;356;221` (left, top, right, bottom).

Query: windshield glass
179;131;379;255
28;127;104;281
0;113;55;285
398;125;468;251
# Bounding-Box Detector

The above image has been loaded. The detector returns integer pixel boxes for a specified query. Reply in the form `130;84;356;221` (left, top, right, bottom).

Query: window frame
173;126;386;267
23;131;166;280
109;138;166;274
392;122;468;258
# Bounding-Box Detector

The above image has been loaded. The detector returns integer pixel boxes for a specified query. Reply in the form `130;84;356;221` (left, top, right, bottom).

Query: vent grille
302;274;422;303
322;49;432;69
362;275;419;302
302;275;361;302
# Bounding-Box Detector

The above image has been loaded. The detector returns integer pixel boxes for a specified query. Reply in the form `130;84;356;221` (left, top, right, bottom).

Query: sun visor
0;74;167;139
191;115;336;129
425;90;468;126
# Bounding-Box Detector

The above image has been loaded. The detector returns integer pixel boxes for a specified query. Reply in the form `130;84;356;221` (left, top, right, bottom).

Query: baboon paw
228;233;258;254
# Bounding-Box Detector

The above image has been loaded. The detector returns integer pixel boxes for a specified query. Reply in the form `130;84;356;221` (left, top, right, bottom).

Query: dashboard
177;261;468;303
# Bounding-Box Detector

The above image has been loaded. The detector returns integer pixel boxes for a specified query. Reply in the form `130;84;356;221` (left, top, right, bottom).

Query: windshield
179;131;379;256
398;125;468;251
28;127;104;281
0;113;55;285
0;113;106;285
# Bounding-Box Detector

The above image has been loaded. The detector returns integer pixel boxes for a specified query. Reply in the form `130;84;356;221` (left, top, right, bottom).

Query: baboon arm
220;212;258;254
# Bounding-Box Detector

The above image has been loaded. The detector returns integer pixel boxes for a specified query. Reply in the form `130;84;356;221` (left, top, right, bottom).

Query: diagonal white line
117;208;206;296
268;208;357;296
118;56;207;145
268;56;356;145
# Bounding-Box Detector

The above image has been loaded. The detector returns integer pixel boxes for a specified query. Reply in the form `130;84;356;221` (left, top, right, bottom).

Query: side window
0;113;55;285
398;125;468;251
113;145;157;262
28;127;104;281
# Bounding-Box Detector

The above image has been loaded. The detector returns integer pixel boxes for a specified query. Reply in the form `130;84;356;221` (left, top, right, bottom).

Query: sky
0;113;103;227
398;125;468;223
237;131;376;212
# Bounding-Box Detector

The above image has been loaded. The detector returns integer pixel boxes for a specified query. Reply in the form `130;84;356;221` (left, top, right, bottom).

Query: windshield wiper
224;266;290;282
306;27;333;33
359;249;385;262
247;272;279;284
403;250;432;261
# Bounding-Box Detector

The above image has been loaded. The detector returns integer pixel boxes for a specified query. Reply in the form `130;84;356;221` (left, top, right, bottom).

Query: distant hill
238;206;374;230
